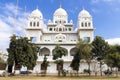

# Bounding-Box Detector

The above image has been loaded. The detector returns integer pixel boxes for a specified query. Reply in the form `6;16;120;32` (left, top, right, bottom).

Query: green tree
70;51;80;76
106;45;120;77
41;56;49;76
92;36;110;76
7;35;39;73
82;43;92;76
70;39;92;76
53;44;67;76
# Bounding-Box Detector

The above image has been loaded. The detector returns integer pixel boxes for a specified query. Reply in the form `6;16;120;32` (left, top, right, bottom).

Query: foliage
0;58;7;70
7;34;39;71
92;36;110;76
41;56;49;70
53;44;67;76
106;45;120;77
70;39;84;72
53;45;67;60
70;51;80;71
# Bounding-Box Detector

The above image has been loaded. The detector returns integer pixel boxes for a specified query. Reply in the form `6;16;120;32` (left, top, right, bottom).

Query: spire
36;5;38;9
60;2;62;8
82;6;85;10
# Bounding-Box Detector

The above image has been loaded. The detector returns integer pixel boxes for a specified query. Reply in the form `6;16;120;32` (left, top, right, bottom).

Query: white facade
26;6;95;73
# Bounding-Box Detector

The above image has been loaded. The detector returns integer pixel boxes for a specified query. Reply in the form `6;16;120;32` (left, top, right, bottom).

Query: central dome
54;7;68;16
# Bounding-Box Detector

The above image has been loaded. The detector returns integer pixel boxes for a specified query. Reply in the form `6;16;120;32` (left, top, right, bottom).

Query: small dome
30;9;43;19
54;7;68;16
79;9;91;17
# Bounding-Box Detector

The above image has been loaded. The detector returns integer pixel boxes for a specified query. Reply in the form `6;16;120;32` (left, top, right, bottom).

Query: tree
70;51;80;76
70;39;92;76
0;57;7;70
53;44;67;76
82;43;92;76
7;35;39;73
92;36;110;76
106;45;120;77
41;56;49;76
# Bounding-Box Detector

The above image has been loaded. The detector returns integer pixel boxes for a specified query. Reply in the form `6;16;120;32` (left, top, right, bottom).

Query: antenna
60;2;62;8
22;6;27;37
12;0;19;35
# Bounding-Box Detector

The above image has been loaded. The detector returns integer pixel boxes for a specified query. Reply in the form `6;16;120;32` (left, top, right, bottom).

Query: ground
0;75;120;80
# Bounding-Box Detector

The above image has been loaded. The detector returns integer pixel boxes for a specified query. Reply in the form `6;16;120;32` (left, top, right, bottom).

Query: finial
60;2;62;8
36;5;38;9
82;6;84;10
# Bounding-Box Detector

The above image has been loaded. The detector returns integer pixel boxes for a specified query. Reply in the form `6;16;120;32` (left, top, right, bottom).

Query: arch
39;47;50;56
30;22;32;26
70;47;78;56
81;22;84;27
52;47;68;56
59;28;62;31
33;22;36;27
88;22;91;27
85;22;87;27
37;22;39;27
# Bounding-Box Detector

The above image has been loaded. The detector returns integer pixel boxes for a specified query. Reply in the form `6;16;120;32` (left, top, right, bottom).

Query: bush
84;69;91;74
0;61;7;70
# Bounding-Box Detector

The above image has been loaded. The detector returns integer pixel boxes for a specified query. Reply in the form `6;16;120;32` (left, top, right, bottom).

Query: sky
0;0;120;53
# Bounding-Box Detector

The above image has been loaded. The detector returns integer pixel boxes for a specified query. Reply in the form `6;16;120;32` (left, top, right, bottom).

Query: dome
54;7;68;16
30;9;43;19
78;9;91;17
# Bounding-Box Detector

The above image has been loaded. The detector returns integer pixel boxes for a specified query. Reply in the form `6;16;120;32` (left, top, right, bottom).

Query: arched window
33;22;36;27
81;22;84;27
59;28;62;31
69;28;71;31
88;22;91;27
30;22;32;26
37;22;39;27
85;22;87;27
49;28;52;31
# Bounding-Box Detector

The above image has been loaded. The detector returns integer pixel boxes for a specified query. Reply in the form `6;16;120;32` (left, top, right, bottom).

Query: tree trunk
100;61;102;76
88;62;91;76
116;67;118;77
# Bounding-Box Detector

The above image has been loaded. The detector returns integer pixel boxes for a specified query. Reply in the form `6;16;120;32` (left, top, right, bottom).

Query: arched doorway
70;47;78;56
39;47;50;56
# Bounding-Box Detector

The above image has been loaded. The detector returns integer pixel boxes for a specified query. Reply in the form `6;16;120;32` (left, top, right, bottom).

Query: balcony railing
37;56;73;62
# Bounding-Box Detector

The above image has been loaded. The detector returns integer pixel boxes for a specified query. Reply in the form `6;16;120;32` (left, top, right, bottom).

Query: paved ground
0;75;120;80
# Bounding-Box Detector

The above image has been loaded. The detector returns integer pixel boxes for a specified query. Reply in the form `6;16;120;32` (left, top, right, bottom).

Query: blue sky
0;0;120;52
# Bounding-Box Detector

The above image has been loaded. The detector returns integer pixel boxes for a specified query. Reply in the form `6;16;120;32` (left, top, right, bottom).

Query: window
59;28;62;31
37;22;39;27
69;28;71;31
49;28;52;31
85;22;87;27
64;21;66;23
88;22;91;27
30;22;32;26
55;21;57;23
33;22;36;26
81;22;84;27
83;37;90;42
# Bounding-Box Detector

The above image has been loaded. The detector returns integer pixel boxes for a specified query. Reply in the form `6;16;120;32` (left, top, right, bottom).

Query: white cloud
106;38;120;45
91;0;120;4
0;3;29;53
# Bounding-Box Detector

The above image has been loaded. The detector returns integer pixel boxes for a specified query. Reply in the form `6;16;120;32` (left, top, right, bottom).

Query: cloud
0;3;29;53
91;0;120;4
106;38;120;45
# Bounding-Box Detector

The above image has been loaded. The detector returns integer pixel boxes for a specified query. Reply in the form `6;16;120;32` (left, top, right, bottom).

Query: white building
26;5;95;73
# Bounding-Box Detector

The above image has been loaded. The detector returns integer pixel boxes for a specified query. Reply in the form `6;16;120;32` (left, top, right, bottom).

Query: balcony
37;56;73;62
